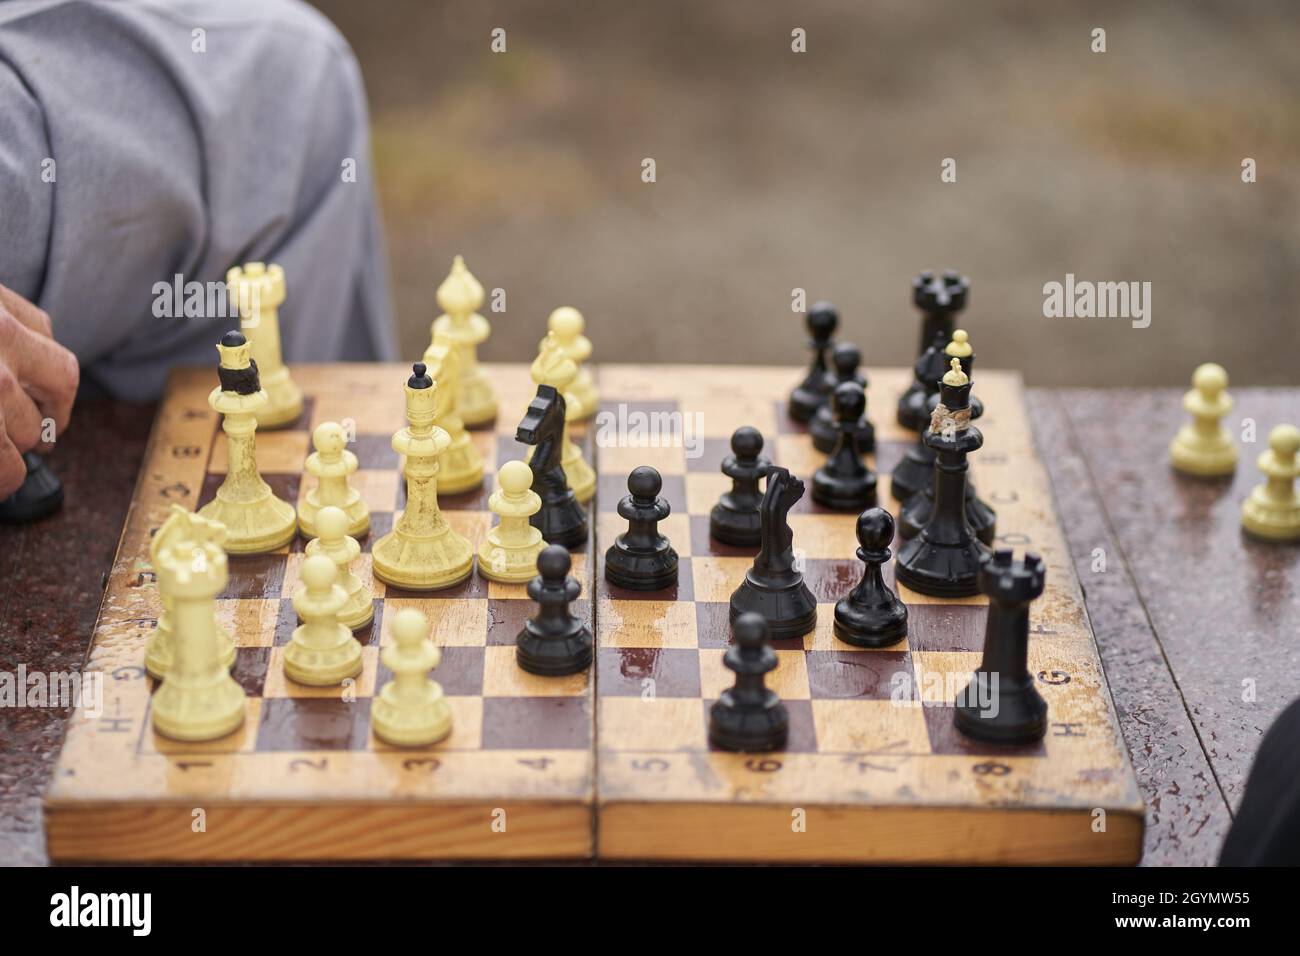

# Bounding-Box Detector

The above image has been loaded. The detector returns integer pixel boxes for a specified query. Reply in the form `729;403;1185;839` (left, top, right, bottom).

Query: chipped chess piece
910;269;968;360
306;506;374;632
197;331;298;553
812;383;878;511
284;553;363;686
810;343;874;454
516;384;588;548
478;460;547;583
371;608;453;747
708;612;788;752
423;339;485;494
145;505;235;680
150;509;245;742
227;262;303;429
709;426;771;547
0;452;63;524
953;550;1049;743
372;364;474;590
892;329;976;503
299;421;369;540
834;508;908;648
516;545;594;676
604;465;679;590
1169;362;1238;478
546;306;598;422
787;301;838;422
1241;424;1300;543
895;359;991;597
429;255;496;426
530;330;596;502
729;466;818;639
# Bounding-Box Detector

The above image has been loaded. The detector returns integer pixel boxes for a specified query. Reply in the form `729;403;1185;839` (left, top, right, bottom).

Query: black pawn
516;545;593;676
787;302;838;422
708;612;788;752
953;550;1048;743
0;452;64;525
728;466;817;639
810;343;874;454
834;508;908;648
516;384;588;548
812;383;878;511
709;426;770;547
604;465;678;590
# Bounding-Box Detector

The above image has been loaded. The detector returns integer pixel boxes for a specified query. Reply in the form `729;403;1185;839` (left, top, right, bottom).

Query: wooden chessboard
44;363;1144;863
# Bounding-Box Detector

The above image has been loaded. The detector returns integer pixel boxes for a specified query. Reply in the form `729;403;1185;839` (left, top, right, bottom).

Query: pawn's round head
832;342;861;375
313;421;346;455
945;329;972;358
300;553;337;591
856;507;895;551
628;465;662;499
732;611;769;649
221;330;247;348
408;362;433;388
499;459;534;496
731;425;764;459
1193;362;1228;394
1269;423;1300;459
315;505;347;542
807;302;838;340
548;306;585;338
831;381;865;421
537;544;572;580
391;608;429;650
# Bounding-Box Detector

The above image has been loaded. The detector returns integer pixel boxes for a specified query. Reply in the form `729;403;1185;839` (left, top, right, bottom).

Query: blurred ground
311;0;1300;385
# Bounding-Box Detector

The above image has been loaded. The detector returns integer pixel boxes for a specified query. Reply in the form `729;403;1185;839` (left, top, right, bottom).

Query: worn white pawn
1241;424;1300;543
305;506;374;631
1170;363;1237;477
284;553;363;686
478;460;546;583
299;422;369;539
372;608;453;747
546;307;597;422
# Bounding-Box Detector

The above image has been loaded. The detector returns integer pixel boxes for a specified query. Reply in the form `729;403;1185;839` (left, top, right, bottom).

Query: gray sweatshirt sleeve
0;0;397;401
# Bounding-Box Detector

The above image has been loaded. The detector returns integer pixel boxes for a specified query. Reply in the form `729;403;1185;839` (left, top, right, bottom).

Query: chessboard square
255;696;372;752
687;514;760;559
348;433;395;469
596;555;694;602
599;441;687;478
263;645;378;698
699;648;811;700
805;650;913;700
906;604;989;652
873;440;910;478
371;695;483;752
231;646;272;697
599;696;706;751
361;512;393;551
811;699;932;755
788;514;859;559
482;645;590;697
696;396;776;439
806;603;912;652
143;697;262;755
685;436;736;473
690;556;750;603
703;698;817;753
598;647;702;697
598;598;699;648
445;509;492;544
684;472;730;516
480;697;590;750
381;597;489;647
215;597;281;648
471;429;498;466
773;399;809;434
376;644;485;697
495;435;532;470
774;435;824;477
912;651;982;707
218;554;288;601
800;557;863;602
485;598;590;645
208;429;310;474
896;581;988;607
441;479;492;512
693;601;732;648
335;469;401;514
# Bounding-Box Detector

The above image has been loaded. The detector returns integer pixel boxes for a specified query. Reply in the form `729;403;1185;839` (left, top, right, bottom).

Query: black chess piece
516;545;594;676
604;465;678;590
891;339;979;503
953;550;1048;743
0;452;64;525
708;611;788;752
898;406;997;546
834;508;908;648
787;302;838;422
516;384;588;548
911;270;968;359
895;329;952;434
810;343;874;454
812;383;878;511
895;361;991;597
709;426;770;547
729;466;817;639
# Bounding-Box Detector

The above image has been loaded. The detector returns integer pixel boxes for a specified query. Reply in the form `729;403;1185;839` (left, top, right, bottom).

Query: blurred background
311;0;1300;385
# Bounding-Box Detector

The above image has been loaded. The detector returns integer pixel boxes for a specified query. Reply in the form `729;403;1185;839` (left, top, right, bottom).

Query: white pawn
305;506;374;631
372;609;453;747
478;460;546;583
284;553;363;686
1169;363;1237;477
299;422;369;539
547;307;597;422
1241;424;1300;543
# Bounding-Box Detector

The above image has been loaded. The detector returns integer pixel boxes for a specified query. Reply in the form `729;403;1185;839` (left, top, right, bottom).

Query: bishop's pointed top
436;255;484;316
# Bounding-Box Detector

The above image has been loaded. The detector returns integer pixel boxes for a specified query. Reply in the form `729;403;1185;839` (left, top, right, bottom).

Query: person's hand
0;283;79;498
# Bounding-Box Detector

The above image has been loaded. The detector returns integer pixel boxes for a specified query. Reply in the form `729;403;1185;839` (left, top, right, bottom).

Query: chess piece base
438;434;486;495
477;535;547;584
283;629;363;686
371;686;453;747
786;385;826;423
729;572;818;640
810;411;874;455
953;677;1048;743
338;592;375;632
198;492;297;554
898;485;997;546
372;530;475;591
1169;429;1238;478
298;495;370;540
516;621;594;676
151;678;246;742
604;542;679;591
889;445;935;503
895;534;988;598
811;469;878;512
708;693;789;752
833;599;908;648
709;505;761;548
144;626;236;681
1241;494;1300;542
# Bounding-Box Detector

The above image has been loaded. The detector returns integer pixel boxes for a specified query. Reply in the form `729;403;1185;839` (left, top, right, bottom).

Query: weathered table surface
2;383;1295;866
